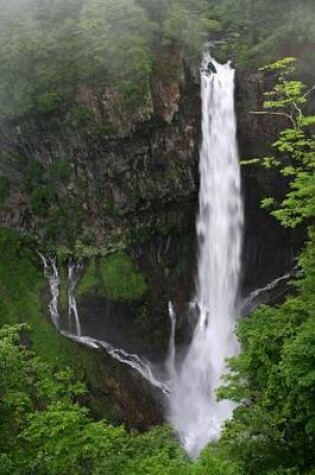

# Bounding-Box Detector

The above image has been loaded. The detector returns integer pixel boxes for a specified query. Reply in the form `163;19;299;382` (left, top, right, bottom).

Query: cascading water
38;253;60;329
39;254;83;336
39;254;170;395
168;53;243;457
166;301;176;381
240;270;293;315
68;260;83;336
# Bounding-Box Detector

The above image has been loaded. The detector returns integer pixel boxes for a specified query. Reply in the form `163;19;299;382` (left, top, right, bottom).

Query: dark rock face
89;349;164;430
235;70;304;293
0;52;201;248
71;215;196;362
0;51;201;429
1;41;311;250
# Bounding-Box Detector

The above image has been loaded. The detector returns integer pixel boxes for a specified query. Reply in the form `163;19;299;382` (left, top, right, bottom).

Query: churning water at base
168;54;243;457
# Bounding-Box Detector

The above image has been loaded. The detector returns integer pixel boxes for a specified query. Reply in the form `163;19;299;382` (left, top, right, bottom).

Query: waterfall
240;270;294;315
61;330;170;396
39;254;169;395
68;260;83;336
168;54;243;457
166;301;176;381
39;254;83;337
38;253;60;329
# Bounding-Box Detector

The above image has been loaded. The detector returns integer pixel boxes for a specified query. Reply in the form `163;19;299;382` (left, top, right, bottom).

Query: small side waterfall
39;254;169;395
68;260;83;336
38;253;60;329
39;255;83;336
240;270;293;315
62;331;170;396
168;54;243;457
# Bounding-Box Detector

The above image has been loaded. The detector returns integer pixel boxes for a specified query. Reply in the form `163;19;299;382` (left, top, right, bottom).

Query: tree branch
250;110;295;126
303;84;315;99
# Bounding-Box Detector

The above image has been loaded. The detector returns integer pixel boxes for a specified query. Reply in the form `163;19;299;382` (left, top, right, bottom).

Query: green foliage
194;444;243;475
80;0;153;79
0;323;122;475
70;105;95;124
0;228;105;389
0;0;84;115
162;0;220;56
23;158;44;192
212;1;315;68
0;323;244;474
24;156;71;195
21;155;85;248
77;251;147;301
102;251;147;300
219;237;315;474
240;158;260;166
0;0;217;117
0;324;82;465
1;0;313;116
253;58;315;228
30;185;56;216
0;0;314;117
218;58;315;474
0;228;43;327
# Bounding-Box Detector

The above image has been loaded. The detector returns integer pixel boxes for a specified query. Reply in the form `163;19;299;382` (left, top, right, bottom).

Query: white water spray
166;301;176;381
62;330;170;396
168;53;243;457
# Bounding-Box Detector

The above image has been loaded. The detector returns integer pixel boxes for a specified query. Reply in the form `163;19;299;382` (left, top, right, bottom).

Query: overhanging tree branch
250;110;295;126
303;84;315;99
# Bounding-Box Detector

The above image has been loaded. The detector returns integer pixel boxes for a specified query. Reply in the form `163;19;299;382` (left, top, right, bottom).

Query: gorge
38;53;293;458
0;1;314;473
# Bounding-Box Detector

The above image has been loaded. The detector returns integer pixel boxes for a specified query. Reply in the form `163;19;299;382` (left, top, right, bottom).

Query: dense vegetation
218;58;315;474
0;323;245;475
0;0;314;116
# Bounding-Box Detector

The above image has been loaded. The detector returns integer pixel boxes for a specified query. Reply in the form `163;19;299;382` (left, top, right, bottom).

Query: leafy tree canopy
0;323;242;475
1;0;314;116
219;58;315;475
0;0;217;116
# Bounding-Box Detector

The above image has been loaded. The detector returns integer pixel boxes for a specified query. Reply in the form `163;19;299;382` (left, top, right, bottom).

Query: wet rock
0;49;200;246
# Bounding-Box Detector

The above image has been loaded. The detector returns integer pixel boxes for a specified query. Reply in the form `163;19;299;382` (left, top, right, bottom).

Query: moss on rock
77;251;147;302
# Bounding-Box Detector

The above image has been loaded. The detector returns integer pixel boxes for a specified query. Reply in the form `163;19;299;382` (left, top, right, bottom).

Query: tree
253;57;315;227
162;0;220;57
218;58;315;474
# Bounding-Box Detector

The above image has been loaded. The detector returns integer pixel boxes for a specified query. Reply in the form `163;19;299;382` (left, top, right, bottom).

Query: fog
0;0;314;117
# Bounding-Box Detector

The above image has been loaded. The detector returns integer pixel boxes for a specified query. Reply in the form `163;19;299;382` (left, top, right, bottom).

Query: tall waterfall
168;54;243;457
38;53;245;457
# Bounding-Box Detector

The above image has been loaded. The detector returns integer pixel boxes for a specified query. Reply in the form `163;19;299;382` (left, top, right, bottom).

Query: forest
0;0;315;474
0;0;314;117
